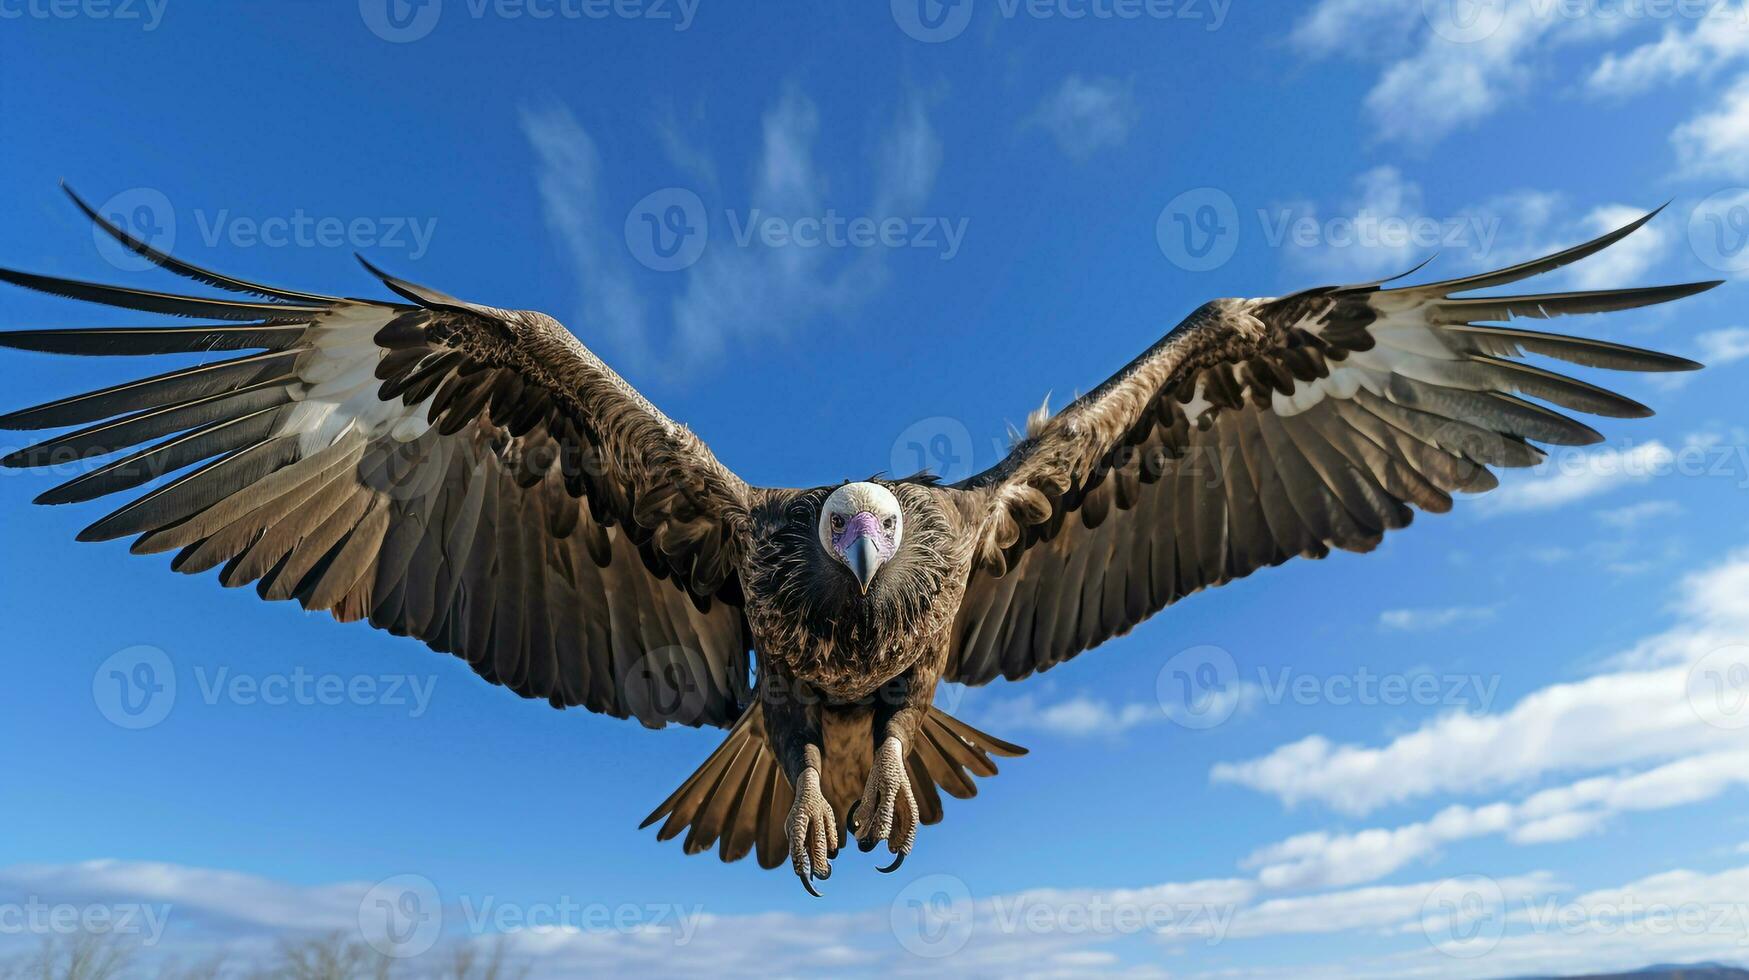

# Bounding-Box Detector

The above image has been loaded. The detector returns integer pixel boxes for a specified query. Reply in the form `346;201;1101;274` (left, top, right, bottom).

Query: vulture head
819;482;903;594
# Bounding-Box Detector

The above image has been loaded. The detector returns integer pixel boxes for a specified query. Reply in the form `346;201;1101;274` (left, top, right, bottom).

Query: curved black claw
798;873;822;898
845;799;861;834
877;852;907;874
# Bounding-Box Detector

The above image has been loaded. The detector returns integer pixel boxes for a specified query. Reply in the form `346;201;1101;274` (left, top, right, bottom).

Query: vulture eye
830;514;845;531
883;517;896;531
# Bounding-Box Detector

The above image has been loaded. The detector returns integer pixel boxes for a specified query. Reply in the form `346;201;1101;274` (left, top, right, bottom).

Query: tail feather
642;702;1026;869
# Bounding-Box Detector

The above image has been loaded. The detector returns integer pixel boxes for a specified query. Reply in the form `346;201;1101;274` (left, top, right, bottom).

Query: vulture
0;188;1715;895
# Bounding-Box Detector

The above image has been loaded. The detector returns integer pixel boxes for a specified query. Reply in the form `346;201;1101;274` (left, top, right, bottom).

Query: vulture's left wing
0;188;754;728
945;209;1713;686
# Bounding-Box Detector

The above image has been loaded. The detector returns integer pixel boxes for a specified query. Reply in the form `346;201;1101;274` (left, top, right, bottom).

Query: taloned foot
849;736;918;873
786;766;837;896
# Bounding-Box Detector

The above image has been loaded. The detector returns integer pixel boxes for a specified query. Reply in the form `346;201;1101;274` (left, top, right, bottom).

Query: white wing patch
1269;304;1464;418
284;305;437;452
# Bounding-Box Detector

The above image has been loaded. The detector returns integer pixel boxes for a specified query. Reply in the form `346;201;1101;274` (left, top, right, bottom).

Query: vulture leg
851;735;919;872
786;762;836;897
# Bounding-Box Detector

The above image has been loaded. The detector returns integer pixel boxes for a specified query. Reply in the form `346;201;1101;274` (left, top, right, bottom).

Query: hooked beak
845;534;884;594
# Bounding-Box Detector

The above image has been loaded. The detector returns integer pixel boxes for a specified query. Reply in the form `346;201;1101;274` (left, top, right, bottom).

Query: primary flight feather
0;187;1713;895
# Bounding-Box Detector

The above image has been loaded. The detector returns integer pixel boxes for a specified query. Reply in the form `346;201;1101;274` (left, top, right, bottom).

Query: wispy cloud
1596;499;1683;529
519;103;654;371
1377;605;1499;632
1698;325;1749;366
1024;75;1138;162
1476;441;1676;517
1587;3;1749;96
1675;72;1749;177
668;88;942;369
1291;0;1639;146
520;90;943;376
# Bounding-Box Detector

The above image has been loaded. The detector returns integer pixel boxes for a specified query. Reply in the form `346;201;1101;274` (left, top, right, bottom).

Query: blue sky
3;0;1749;976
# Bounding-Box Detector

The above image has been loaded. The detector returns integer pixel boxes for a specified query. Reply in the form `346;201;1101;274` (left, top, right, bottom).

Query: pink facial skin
831;511;896;561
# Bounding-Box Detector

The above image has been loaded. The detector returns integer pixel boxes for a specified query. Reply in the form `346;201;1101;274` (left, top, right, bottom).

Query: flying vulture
0;188;1714;894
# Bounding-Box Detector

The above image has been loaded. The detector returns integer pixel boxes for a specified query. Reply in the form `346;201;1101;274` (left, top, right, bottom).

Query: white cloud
1025;75;1138;161
1566;204;1673;289
1240;747;1749;889
1588;4;1749;96
1378;605;1499;632
1211;549;1749;815
521;91;943;376
520;104;654;371
1476;441;1676;517
1596;499;1683;529
1675;72;1749;177
1292;0;1652;145
1698;326;1749;366
668;89;942;369
973;686;1261;737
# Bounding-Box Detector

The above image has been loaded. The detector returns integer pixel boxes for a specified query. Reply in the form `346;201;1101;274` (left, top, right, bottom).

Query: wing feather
944;209;1712;685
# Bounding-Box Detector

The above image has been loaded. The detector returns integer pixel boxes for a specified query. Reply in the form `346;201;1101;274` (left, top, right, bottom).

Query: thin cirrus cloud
1023;75;1139;162
1673;72;1749;178
1587;4;1749;96
1472;440;1676;517
1377;605;1499;632
519;89;942;376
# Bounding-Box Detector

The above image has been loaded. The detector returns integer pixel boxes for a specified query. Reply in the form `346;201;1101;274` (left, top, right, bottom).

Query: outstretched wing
945;209;1713;686
0;187;753;728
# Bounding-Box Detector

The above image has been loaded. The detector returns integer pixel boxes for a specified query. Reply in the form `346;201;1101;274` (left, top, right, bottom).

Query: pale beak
845;534;884;594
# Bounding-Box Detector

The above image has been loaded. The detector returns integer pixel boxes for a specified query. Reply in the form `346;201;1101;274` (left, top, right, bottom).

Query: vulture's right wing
945;208;1713;686
0;188;754;729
